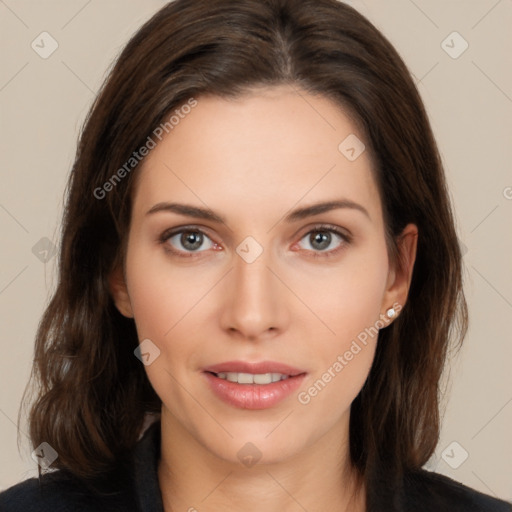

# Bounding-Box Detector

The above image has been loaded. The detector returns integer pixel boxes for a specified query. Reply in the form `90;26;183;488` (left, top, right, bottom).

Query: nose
219;245;290;342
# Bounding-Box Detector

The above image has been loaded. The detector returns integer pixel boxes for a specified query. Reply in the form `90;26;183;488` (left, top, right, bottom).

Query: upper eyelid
293;223;352;244
161;223;348;238
160;225;218;244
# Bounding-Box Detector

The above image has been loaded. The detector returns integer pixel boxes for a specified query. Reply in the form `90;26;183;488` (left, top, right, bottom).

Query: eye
159;227;218;257
158;224;351;259
296;225;351;257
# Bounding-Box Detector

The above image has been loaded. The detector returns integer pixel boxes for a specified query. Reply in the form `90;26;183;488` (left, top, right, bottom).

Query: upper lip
203;360;306;376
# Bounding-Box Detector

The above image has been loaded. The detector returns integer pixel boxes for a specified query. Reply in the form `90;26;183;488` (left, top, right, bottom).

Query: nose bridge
221;238;287;338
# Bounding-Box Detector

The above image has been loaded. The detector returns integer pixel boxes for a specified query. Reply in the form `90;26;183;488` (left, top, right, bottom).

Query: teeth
215;372;290;384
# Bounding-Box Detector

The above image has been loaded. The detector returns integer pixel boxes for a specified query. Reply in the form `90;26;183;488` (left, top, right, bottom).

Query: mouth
206;371;296;384
203;360;305;377
202;361;307;409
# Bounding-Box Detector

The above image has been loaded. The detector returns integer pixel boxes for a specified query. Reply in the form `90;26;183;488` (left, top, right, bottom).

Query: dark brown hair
24;0;468;504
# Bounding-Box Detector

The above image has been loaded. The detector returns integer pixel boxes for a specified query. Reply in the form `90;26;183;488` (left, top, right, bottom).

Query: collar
132;420;164;512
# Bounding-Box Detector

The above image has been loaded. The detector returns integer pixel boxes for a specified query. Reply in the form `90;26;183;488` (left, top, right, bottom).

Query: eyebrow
146;199;370;223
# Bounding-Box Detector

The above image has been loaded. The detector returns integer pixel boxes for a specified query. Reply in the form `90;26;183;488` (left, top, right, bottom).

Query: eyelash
158;224;352;259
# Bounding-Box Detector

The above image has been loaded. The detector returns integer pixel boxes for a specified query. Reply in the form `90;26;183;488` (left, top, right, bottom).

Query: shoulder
403;469;512;511
0;467;136;512
0;421;162;512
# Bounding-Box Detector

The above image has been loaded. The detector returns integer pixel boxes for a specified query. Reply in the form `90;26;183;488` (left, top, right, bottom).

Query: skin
110;85;418;512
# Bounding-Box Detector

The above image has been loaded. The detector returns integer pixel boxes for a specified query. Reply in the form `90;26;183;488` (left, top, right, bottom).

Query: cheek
293;247;388;409
125;242;199;339
124;250;198;408
296;295;381;423
299;244;389;343
124;244;215;381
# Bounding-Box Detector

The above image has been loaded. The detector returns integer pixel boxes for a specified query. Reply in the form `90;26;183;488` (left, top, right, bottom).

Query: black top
1;421;510;511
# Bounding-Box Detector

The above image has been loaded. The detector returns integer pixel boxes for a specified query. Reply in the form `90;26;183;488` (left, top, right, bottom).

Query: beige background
1;0;511;501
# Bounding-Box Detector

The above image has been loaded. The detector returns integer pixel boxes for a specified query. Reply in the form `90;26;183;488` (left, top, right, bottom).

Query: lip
202;360;307;410
203;360;305;376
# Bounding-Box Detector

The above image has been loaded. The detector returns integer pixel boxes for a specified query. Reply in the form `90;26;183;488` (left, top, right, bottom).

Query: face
111;85;416;466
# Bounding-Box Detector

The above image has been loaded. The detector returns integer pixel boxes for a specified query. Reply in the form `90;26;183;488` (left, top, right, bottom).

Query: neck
157;407;366;512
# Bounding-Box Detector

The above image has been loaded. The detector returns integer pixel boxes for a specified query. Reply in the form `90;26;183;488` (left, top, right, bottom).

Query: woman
1;0;510;510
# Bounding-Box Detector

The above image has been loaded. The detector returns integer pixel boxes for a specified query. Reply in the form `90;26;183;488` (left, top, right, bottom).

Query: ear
381;223;418;319
108;265;134;318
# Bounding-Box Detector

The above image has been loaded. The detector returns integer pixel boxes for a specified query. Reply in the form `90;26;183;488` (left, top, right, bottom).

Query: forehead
132;86;382;226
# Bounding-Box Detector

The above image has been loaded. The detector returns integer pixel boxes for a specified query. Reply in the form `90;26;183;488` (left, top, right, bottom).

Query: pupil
182;231;203;250
311;231;330;251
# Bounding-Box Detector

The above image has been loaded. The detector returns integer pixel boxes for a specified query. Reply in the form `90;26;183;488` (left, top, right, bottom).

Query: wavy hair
23;0;468;505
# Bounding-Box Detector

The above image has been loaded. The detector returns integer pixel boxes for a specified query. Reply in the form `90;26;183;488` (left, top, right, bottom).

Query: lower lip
203;372;306;410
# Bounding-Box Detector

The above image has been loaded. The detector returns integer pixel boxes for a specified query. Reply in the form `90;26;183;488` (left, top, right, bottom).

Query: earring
386;307;396;319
